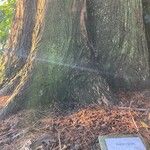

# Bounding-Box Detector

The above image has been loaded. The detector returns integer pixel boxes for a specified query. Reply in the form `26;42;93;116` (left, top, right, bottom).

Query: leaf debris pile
0;91;149;150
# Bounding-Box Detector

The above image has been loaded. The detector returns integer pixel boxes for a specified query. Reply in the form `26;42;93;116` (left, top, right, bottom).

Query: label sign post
98;135;147;150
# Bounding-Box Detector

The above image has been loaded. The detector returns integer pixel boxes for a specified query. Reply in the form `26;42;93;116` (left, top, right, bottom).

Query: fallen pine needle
129;101;139;133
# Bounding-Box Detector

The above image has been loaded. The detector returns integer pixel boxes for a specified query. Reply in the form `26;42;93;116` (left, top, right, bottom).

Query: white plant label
105;137;146;150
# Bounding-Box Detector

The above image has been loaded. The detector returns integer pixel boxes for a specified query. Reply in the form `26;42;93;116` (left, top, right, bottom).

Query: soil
0;90;149;150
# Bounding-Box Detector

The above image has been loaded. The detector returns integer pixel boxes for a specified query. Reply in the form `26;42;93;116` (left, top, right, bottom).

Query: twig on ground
117;106;147;112
55;128;64;150
58;131;62;150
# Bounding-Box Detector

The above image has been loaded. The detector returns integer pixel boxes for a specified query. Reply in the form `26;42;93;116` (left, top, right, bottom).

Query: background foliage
0;0;16;49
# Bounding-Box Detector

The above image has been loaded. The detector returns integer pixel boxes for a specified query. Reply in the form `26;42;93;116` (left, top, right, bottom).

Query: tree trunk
0;0;149;119
143;0;150;74
87;0;149;89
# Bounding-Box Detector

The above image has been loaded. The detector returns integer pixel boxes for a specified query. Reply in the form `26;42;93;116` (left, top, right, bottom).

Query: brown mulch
0;90;149;150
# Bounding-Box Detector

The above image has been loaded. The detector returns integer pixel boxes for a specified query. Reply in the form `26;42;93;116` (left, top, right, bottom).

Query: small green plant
0;0;16;49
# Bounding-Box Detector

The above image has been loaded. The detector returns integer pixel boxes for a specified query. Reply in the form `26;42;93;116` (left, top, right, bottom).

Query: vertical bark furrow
3;0;37;80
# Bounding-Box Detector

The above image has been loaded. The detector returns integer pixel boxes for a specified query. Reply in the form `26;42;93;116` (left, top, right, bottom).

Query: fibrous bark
87;0;149;89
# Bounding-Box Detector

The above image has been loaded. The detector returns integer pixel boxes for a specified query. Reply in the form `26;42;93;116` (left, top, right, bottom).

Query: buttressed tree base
0;0;149;119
